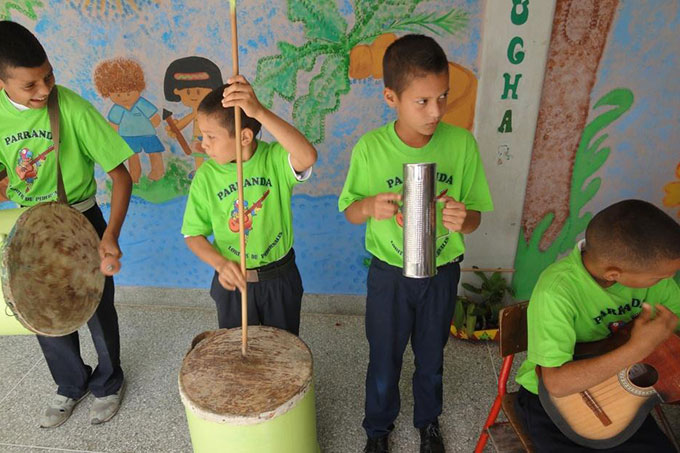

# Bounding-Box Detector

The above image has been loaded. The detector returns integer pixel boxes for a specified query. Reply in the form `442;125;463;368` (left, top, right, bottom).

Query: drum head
1;202;104;336
179;326;313;424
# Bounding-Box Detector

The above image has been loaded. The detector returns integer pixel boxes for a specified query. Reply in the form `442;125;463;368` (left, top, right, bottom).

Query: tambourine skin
1;202;104;336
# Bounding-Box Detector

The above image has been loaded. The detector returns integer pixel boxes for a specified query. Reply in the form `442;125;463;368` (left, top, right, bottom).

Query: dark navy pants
515;386;675;452
209;249;303;335
36;204;124;399
363;256;460;439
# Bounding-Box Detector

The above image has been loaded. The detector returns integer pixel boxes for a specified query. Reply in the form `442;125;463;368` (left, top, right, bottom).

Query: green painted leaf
350;0;423;43
288;0;348;43
1;0;43;20
253;42;324;107
292;53;350;143
387;7;469;37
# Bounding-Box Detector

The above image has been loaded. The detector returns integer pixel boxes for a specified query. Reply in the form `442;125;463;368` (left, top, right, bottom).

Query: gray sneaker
40;391;89;428
90;381;125;425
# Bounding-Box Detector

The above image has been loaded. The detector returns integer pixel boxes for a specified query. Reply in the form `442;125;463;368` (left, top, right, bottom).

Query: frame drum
1;202;104;336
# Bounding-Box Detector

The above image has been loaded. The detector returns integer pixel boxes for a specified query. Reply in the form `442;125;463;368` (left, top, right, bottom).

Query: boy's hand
364;193;401;220
439;195;467;232
628;303;678;358
222;75;264;119
99;230;122;261
216;258;246;292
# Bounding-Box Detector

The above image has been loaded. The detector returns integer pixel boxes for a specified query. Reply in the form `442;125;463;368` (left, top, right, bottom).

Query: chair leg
655;405;680;452
474;355;515;453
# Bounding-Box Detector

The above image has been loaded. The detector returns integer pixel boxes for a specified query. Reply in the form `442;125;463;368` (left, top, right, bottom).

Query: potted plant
450;270;513;341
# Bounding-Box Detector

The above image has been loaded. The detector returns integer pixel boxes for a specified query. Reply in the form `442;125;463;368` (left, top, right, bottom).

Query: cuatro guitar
538;332;680;449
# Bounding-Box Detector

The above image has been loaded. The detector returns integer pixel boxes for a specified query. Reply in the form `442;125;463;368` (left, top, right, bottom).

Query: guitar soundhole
627;363;658;388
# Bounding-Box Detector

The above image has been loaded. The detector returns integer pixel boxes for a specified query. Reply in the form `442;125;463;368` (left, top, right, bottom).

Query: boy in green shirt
0;21;133;427
339;35;493;453
181;75;316;335
515;199;680;451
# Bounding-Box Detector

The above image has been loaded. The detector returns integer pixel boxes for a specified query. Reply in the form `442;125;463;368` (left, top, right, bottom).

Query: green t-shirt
181;141;307;268
516;241;680;394
338;121;493;267
0;86;133;205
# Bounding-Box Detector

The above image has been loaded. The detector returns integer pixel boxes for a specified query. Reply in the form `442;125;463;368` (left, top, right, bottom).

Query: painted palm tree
254;0;470;144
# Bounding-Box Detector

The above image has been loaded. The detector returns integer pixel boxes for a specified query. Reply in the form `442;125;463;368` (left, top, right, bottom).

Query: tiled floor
0;289;677;452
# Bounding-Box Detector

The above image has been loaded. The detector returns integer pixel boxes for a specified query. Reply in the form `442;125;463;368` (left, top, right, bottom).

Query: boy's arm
541;303;678;397
184;235;245;292
222;75;317;172
462;211;481;233
440;195;481;234
344;193;401;225
99;163;132;260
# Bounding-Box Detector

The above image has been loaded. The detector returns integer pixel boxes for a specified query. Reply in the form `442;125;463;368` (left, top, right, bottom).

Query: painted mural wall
0;0;484;294
511;0;680;298
1;0;677;296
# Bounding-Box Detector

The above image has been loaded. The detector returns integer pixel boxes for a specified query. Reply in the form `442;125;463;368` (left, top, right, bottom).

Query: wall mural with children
0;0;483;294
1;0;677;295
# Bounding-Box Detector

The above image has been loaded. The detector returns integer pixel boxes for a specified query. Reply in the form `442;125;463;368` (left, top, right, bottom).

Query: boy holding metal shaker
338;34;493;453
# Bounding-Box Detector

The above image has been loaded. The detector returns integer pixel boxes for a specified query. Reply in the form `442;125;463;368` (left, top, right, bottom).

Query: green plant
453;270;513;337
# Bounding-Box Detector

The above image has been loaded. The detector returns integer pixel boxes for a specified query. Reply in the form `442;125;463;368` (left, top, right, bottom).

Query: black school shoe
419;420;445;453
364;434;389;453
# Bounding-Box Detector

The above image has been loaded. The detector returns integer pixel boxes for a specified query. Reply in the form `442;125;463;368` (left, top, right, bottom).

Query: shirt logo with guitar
228;189;270;237
14;145;55;192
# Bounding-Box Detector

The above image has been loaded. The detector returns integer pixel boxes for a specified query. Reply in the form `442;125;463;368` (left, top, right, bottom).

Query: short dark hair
382;34;448;96
198;84;262;137
163;56;223;102
585;199;680;267
0;21;47;79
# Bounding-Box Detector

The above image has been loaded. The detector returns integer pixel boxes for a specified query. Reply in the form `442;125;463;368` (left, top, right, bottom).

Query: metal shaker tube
402;162;437;278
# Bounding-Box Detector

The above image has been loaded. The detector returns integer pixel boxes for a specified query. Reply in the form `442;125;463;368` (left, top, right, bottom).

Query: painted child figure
514;199;680;452
339;35;493;453
181;75;317;335
94;58;165;183
0;21;133;428
164;56;223;176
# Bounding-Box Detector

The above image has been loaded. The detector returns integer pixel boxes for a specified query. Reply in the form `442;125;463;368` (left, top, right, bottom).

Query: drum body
179;326;319;453
1;202;104;336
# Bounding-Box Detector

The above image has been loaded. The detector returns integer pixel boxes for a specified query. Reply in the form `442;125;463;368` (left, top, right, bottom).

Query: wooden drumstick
100;253;121;276
230;0;248;357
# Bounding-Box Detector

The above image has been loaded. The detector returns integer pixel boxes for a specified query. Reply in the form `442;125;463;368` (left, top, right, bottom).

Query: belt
371;254;464;272
71;196;96;213
21;195;96;213
245;249;296;283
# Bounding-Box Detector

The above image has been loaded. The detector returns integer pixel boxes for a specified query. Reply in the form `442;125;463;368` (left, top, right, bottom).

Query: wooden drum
1;202;104;336
179;326;319;453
